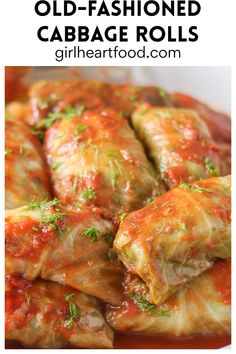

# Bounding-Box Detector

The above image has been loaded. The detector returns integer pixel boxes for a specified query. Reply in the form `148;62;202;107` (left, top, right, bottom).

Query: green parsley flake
42;105;86;128
64;293;80;328
130;293;170;317
82;227;98;243
52;161;64;171
74;123;88;134
81;188;96;203
204;158;219;177
180;183;207;193
5;149;12;156
177;220;186;231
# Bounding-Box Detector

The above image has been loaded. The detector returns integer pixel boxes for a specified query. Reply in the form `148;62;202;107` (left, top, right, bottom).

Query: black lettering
64;1;76;16
136;26;148;42
98;0;110;16
53;0;62;16
111;0;121;16
65;26;76;41
78;27;89;42
189;26;198;41
150;26;165;42
37;26;48;41
50;26;63;41
144;0;160;16
91;27;104;42
35;0;50;16
189;1;201;16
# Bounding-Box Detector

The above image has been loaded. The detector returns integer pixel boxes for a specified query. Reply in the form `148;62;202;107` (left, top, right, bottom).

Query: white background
0;0;235;353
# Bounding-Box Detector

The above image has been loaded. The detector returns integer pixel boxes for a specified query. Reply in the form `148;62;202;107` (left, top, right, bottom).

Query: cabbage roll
6;275;113;348
114;176;231;305
29;80;172;127
5;200;124;305
132;107;224;189
106;259;231;336
172;92;231;143
44;108;163;219
5;119;51;209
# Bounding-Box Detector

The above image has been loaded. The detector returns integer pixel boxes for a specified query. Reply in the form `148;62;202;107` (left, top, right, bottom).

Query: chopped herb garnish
130;293;170;317
40;213;66;239
180;183;207;193
64;293;80;328
81;188;96;203
52;161;64;171
74;123;88;134
24;198;61;211
24;198;66;239
42;105;85;128
5;149;12;156
204;158;219;177
177;221;186;231
65;293;76;301
82;227;98;243
32;226;39;232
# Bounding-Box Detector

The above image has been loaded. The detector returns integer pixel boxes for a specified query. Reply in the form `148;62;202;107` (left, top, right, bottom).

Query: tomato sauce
6;334;231;349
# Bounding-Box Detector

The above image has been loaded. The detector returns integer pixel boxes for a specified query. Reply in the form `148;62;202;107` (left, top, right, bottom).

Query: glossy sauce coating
132;107;223;188
114;176;231;305
172;92;231;144
5;204;124;305
29;79;173;126
44;108;163;219
5;119;51;209
106;259;231;337
6;275;113;348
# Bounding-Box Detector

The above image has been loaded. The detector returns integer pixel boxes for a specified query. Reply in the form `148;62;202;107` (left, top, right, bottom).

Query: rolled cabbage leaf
114;176;231;304
132;107;224;188
106;259;231;336
5;200;124;305
6;275;113;348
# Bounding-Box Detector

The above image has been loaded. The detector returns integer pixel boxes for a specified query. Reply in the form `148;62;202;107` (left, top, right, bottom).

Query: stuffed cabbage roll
5;119;51;209
6;275;113;348
29;80;172;127
44;108;163;219
106;259;231;336
132;107;224;189
5;200;124;305
114;176;231;305
172;92;231;143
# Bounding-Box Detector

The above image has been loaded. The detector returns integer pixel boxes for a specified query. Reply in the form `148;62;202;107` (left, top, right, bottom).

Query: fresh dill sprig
82;227;98;243
81;188;96;203
64;293;80;328
204;158;219;177
130;293;170;317
42;105;86;128
179;183;207;193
